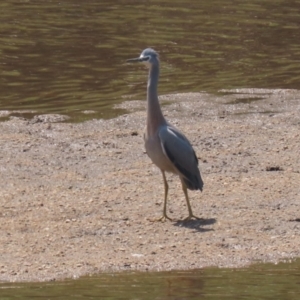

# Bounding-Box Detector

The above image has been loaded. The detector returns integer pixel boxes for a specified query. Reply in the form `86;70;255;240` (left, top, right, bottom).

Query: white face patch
140;55;151;68
140;55;149;60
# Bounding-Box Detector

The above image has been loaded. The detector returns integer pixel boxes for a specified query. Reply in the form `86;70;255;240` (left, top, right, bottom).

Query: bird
127;48;203;221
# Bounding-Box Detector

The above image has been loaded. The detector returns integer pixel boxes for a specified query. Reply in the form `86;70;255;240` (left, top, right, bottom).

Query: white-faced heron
127;48;203;221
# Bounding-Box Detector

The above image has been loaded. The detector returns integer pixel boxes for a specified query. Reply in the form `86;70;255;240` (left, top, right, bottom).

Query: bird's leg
151;171;173;222
181;181;202;221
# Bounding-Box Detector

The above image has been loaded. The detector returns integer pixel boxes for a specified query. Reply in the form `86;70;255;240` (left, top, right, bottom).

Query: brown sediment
0;89;299;282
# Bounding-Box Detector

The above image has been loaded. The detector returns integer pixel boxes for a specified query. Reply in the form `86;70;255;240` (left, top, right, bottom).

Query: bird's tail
183;171;203;191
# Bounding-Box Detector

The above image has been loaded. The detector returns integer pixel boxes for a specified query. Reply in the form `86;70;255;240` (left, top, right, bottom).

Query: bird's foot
182;214;203;222
149;214;173;222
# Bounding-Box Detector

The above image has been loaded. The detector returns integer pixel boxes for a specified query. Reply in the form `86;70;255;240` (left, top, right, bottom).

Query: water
0;260;299;299
1;0;300;121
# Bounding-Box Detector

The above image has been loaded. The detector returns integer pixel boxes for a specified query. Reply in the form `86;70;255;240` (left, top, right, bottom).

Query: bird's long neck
147;62;165;136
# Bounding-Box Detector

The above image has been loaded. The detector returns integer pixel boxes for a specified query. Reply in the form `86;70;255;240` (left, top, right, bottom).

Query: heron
127;48;203;221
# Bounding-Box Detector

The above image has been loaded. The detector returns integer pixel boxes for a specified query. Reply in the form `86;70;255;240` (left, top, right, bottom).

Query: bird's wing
159;125;203;190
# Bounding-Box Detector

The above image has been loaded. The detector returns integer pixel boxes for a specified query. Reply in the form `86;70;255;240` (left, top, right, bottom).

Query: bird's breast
144;132;176;173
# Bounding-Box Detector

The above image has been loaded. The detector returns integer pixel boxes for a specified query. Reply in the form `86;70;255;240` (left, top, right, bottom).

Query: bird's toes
183;214;203;222
149;215;173;222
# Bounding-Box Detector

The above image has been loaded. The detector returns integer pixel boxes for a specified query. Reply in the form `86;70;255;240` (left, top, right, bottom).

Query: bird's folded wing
158;125;199;178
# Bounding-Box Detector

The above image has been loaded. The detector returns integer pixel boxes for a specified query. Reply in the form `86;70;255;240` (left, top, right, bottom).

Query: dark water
1;0;300;121
1;260;300;299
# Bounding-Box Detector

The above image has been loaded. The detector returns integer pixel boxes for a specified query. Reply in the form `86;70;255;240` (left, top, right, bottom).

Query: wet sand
0;89;299;282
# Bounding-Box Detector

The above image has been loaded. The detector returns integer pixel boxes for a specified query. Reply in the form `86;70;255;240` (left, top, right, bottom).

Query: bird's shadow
173;218;216;232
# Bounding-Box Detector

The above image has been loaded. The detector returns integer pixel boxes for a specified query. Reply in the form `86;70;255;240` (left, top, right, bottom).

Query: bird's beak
126;56;148;63
126;57;142;63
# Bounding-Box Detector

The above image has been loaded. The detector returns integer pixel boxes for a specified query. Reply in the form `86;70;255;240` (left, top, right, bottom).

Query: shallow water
1;0;300;121
1;260;299;299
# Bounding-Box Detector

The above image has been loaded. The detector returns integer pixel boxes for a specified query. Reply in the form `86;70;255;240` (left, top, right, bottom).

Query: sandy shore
0;89;299;282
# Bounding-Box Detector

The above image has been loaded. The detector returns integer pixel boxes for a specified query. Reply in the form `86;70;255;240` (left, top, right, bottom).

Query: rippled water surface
1;260;300;299
1;0;300;121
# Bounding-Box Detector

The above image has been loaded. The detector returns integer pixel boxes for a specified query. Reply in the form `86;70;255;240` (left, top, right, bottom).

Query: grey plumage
127;48;203;221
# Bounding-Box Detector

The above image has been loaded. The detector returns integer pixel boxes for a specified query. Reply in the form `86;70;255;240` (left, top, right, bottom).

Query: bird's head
127;48;159;68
